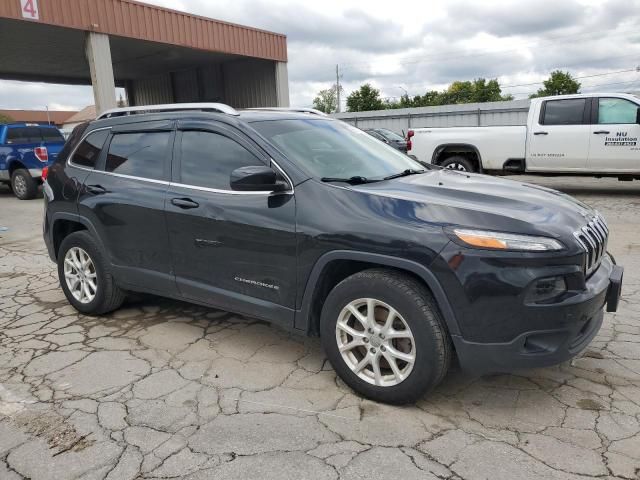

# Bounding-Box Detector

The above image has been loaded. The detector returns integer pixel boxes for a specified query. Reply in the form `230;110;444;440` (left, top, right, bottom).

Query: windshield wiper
320;176;377;185
383;169;425;181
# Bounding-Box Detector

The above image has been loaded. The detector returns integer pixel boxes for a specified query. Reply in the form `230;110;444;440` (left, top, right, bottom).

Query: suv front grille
574;212;608;276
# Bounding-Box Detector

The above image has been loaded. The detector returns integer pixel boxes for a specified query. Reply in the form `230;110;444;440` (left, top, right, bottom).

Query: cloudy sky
1;0;639;111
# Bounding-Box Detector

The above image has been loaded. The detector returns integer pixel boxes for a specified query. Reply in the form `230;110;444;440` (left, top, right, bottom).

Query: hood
349;169;596;240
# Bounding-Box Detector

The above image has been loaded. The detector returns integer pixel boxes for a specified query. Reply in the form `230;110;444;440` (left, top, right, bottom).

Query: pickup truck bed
0;123;65;199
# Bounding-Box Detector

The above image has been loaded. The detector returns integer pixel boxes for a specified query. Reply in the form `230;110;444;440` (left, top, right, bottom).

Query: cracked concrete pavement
1;176;639;480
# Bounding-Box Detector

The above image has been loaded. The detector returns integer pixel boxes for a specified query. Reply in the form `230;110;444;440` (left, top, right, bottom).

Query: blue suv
0;123;65;199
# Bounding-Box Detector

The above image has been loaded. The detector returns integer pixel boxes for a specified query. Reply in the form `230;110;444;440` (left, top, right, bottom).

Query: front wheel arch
297;250;461;337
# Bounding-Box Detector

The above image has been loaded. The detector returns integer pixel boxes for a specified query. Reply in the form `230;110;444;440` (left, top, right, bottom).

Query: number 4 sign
20;0;39;20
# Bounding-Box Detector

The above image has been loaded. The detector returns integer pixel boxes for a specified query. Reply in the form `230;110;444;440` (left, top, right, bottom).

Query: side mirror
230;166;288;192
636;107;640;125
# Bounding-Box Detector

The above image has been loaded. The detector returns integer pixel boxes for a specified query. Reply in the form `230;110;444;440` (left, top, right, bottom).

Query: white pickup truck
408;92;640;178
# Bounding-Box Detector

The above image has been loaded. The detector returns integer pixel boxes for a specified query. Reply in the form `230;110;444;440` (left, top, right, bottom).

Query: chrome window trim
67;126;113;172
270;159;295;194
93;169;170;185
169;182;271;195
170;158;294;196
68;127;295;196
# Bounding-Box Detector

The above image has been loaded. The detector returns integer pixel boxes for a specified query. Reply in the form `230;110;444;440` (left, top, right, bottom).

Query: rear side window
179;131;264;189
105;132;170;180
6;127;40;144
541;99;586;125
71;130;109;168
598;98;638;124
40;128;65;142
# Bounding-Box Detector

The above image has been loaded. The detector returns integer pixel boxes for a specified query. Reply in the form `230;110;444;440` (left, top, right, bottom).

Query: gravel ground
0;176;639;480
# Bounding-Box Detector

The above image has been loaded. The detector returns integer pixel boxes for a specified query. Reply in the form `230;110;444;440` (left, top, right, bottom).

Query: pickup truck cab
408;93;640;178
0;123;66;199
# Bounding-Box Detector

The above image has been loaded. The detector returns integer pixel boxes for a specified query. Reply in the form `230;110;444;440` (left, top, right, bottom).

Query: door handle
593;130;610;135
86;184;107;194
533;131;548;135
171;197;200;209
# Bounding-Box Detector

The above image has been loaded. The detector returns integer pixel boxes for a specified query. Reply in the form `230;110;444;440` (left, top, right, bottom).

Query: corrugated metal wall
223;59;278;108
332;99;531;133
131;73;173;105
129;59;280;107
0;0;287;62
173;70;199;103
200;64;224;102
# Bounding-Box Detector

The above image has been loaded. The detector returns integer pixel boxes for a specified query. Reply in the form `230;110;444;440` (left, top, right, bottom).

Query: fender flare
5;157;26;173
295;250;460;336
432;143;483;171
49;212;107;260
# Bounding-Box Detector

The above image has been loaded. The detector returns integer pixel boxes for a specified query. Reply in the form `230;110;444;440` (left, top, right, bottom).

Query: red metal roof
0;109;78;125
0;0;287;62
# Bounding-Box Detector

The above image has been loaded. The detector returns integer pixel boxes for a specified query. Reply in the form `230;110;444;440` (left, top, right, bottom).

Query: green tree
384;79;512;109
530;70;581;98
0;113;13;124
312;84;343;114
346;83;384;112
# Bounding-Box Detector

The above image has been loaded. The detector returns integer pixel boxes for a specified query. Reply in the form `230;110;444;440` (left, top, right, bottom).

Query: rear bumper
453;258;622;375
28;168;43;179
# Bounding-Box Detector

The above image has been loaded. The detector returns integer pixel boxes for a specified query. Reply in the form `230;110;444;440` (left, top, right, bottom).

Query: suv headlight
451;228;564;252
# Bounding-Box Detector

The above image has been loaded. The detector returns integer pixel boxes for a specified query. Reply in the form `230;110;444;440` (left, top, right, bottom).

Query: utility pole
45;106;51;125
336;64;341;113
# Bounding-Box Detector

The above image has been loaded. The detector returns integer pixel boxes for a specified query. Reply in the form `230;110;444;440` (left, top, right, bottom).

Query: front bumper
452;256;622;375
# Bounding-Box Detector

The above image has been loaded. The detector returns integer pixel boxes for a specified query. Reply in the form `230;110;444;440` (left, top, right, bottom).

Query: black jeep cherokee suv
43;104;623;404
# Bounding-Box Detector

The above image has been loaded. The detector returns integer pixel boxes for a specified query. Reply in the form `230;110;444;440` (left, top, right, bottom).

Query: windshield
250;119;423;180
377;128;405;142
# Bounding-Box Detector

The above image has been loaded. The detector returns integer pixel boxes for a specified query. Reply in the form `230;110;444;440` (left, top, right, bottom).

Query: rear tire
57;231;125;315
11;169;38;200
320;268;451;404
440;156;475;173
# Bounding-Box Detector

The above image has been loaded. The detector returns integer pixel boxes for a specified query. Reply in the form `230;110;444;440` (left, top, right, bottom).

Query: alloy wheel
335;298;416;387
13;175;27;197
445;163;467;171
63;247;97;304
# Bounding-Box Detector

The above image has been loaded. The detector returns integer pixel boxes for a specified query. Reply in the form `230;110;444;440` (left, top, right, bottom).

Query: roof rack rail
97;103;239;120
244;107;328;117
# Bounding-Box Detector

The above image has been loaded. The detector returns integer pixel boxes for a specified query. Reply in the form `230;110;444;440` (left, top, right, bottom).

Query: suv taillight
41;166;49;181
34;146;48;162
406;130;414;151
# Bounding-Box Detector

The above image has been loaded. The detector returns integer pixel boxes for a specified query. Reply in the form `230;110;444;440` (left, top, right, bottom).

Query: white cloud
1;0;639;111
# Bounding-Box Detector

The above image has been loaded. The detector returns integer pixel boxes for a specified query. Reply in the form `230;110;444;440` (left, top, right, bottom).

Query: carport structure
0;0;289;114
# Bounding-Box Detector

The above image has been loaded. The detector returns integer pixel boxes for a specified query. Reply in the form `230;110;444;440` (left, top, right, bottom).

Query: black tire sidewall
11;169;37;200
441;156;474;172
320;272;447;404
57;231;109;315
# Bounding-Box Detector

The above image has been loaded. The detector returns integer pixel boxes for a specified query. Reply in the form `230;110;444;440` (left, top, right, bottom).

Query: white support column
85;32;117;115
275;61;290;107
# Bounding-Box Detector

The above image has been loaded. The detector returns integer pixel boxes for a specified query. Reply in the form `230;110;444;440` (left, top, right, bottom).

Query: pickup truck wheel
320;269;451;404
440;156;475;172
11;169;38;200
57;231;125;315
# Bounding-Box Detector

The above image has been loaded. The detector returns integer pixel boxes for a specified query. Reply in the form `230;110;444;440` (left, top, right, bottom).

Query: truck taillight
41;167;49;181
34;146;48;162
406;130;414;151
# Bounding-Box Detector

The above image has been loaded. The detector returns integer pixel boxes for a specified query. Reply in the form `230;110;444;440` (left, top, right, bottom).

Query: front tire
320;269;451;404
440;155;475;172
57;231;125;315
11;169;38;200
